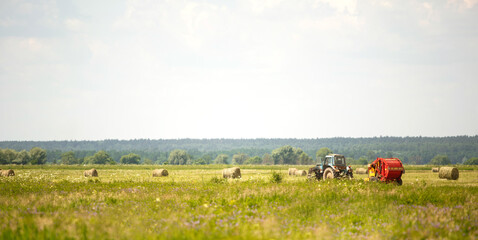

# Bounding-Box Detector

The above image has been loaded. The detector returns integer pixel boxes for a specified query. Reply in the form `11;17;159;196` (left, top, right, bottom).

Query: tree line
1;145;478;165
0;148;142;165
0;147;47;165
1;136;478;164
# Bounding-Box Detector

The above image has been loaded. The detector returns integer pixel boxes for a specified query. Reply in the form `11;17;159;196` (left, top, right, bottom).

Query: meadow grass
1;165;477;239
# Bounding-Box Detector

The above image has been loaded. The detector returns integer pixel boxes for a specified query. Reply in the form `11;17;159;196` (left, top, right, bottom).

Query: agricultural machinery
308;154;353;180
366;157;405;185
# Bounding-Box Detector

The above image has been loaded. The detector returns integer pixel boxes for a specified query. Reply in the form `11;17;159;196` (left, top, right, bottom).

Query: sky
0;0;477;140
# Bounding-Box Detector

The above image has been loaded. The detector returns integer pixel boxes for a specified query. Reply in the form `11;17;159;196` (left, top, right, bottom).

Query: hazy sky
1;0;477;140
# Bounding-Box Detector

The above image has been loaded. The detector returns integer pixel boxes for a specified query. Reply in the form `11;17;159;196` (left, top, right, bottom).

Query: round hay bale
222;167;241;179
294;170;307;176
152;169;169;177
431;167;439;173
288;168;297;176
84;168;98;177
1;169;15;177
438;167;459;180
355;168;367;174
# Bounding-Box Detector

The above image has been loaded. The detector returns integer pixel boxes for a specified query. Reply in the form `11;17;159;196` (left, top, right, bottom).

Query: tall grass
0;166;477;239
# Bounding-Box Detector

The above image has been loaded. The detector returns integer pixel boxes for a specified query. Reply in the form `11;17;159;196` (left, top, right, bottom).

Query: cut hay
438;167;459;180
1;169;15;177
288;168;298;176
84;168;98;177
152;169;169;177
355;168;367;174
222;167;241;179
431;167;439;173
294;170;307;176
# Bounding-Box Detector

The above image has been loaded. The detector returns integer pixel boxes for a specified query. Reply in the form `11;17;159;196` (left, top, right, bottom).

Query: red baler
367;158;405;185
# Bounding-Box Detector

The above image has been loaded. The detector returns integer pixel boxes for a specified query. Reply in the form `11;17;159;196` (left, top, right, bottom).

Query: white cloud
64;18;84;31
448;0;478;9
1;0;478;139
0;37;51;66
0;18;15;27
419;2;434;26
247;0;284;14
464;0;478;8
178;2;227;50
114;1;230;50
299;14;360;32
319;0;357;14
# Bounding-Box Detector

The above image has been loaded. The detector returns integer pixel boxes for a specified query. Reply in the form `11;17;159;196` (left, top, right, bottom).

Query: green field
1;165;477;239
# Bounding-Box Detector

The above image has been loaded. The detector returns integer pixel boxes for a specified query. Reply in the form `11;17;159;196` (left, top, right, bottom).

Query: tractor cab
323;154;346;168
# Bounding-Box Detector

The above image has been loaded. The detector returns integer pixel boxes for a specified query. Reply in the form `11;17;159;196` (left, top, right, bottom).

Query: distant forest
1;136;478;165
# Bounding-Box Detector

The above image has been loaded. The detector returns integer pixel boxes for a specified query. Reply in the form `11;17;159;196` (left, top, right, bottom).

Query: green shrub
209;176;227;184
464;157;478;165
269;171;283;183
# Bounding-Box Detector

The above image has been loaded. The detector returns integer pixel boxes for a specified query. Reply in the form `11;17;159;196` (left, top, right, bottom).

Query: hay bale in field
288;168;298;176
222;167;241;179
438;167;459;180
431;167;439;173
355;168;367;174
294;170;307;176
152;169;169;177
1;169;15;177
84;168;98;177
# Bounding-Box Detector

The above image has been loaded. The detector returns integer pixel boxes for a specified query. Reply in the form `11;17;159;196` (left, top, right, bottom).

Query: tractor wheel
396;178;403;186
323;168;334;180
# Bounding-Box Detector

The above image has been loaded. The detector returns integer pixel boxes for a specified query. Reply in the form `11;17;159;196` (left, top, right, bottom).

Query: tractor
308;154;353;180
366;157;405;185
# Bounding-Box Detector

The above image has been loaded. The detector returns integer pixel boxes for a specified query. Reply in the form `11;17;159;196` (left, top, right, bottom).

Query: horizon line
1;135;477;142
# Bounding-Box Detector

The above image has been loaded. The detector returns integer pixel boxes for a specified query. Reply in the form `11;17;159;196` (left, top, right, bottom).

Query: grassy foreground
1;165;477;239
